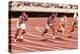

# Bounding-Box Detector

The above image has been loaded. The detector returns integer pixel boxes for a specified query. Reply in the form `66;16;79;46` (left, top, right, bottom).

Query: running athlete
41;13;57;41
14;12;28;42
59;15;67;38
70;12;77;33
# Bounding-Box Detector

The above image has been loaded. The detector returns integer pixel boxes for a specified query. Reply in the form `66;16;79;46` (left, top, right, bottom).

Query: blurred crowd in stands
9;1;78;9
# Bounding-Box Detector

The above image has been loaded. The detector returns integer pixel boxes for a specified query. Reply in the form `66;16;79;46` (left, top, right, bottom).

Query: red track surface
9;17;78;53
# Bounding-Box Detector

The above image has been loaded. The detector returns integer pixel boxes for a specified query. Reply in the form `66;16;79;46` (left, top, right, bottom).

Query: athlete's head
55;13;57;16
63;15;67;19
22;12;26;16
21;12;28;21
52;13;57;17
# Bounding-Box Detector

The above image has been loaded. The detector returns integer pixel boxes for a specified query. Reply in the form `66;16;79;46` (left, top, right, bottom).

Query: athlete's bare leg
50;25;56;39
61;26;65;38
20;29;26;39
14;28;21;42
50;25;55;35
70;25;75;33
41;26;49;41
15;28;20;39
42;28;48;36
41;28;48;41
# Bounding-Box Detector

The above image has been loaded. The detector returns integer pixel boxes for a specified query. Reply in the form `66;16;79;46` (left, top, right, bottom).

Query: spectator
10;1;78;9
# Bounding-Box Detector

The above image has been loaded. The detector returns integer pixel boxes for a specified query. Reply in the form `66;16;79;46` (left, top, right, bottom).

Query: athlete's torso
47;15;55;24
18;15;28;24
61;18;66;24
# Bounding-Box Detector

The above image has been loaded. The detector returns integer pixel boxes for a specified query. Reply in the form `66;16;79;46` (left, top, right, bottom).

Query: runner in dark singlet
41;13;57;41
15;12;28;42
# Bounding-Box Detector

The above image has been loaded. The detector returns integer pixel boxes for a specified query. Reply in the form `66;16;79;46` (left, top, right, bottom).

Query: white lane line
23;39;66;49
11;43;56;51
10;28;78;39
11;35;77;48
23;38;77;49
26;31;77;42
10;28;77;47
47;39;77;47
25;31;77;44
10;31;78;41
10;31;78;42
11;35;66;50
12;49;33;54
11;31;77;47
11;38;65;50
12;49;26;53
28;31;78;39
12;43;40;52
11;31;77;48
10;28;78;35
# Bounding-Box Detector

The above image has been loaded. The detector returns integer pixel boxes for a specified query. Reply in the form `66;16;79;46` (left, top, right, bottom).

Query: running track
9;17;78;53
